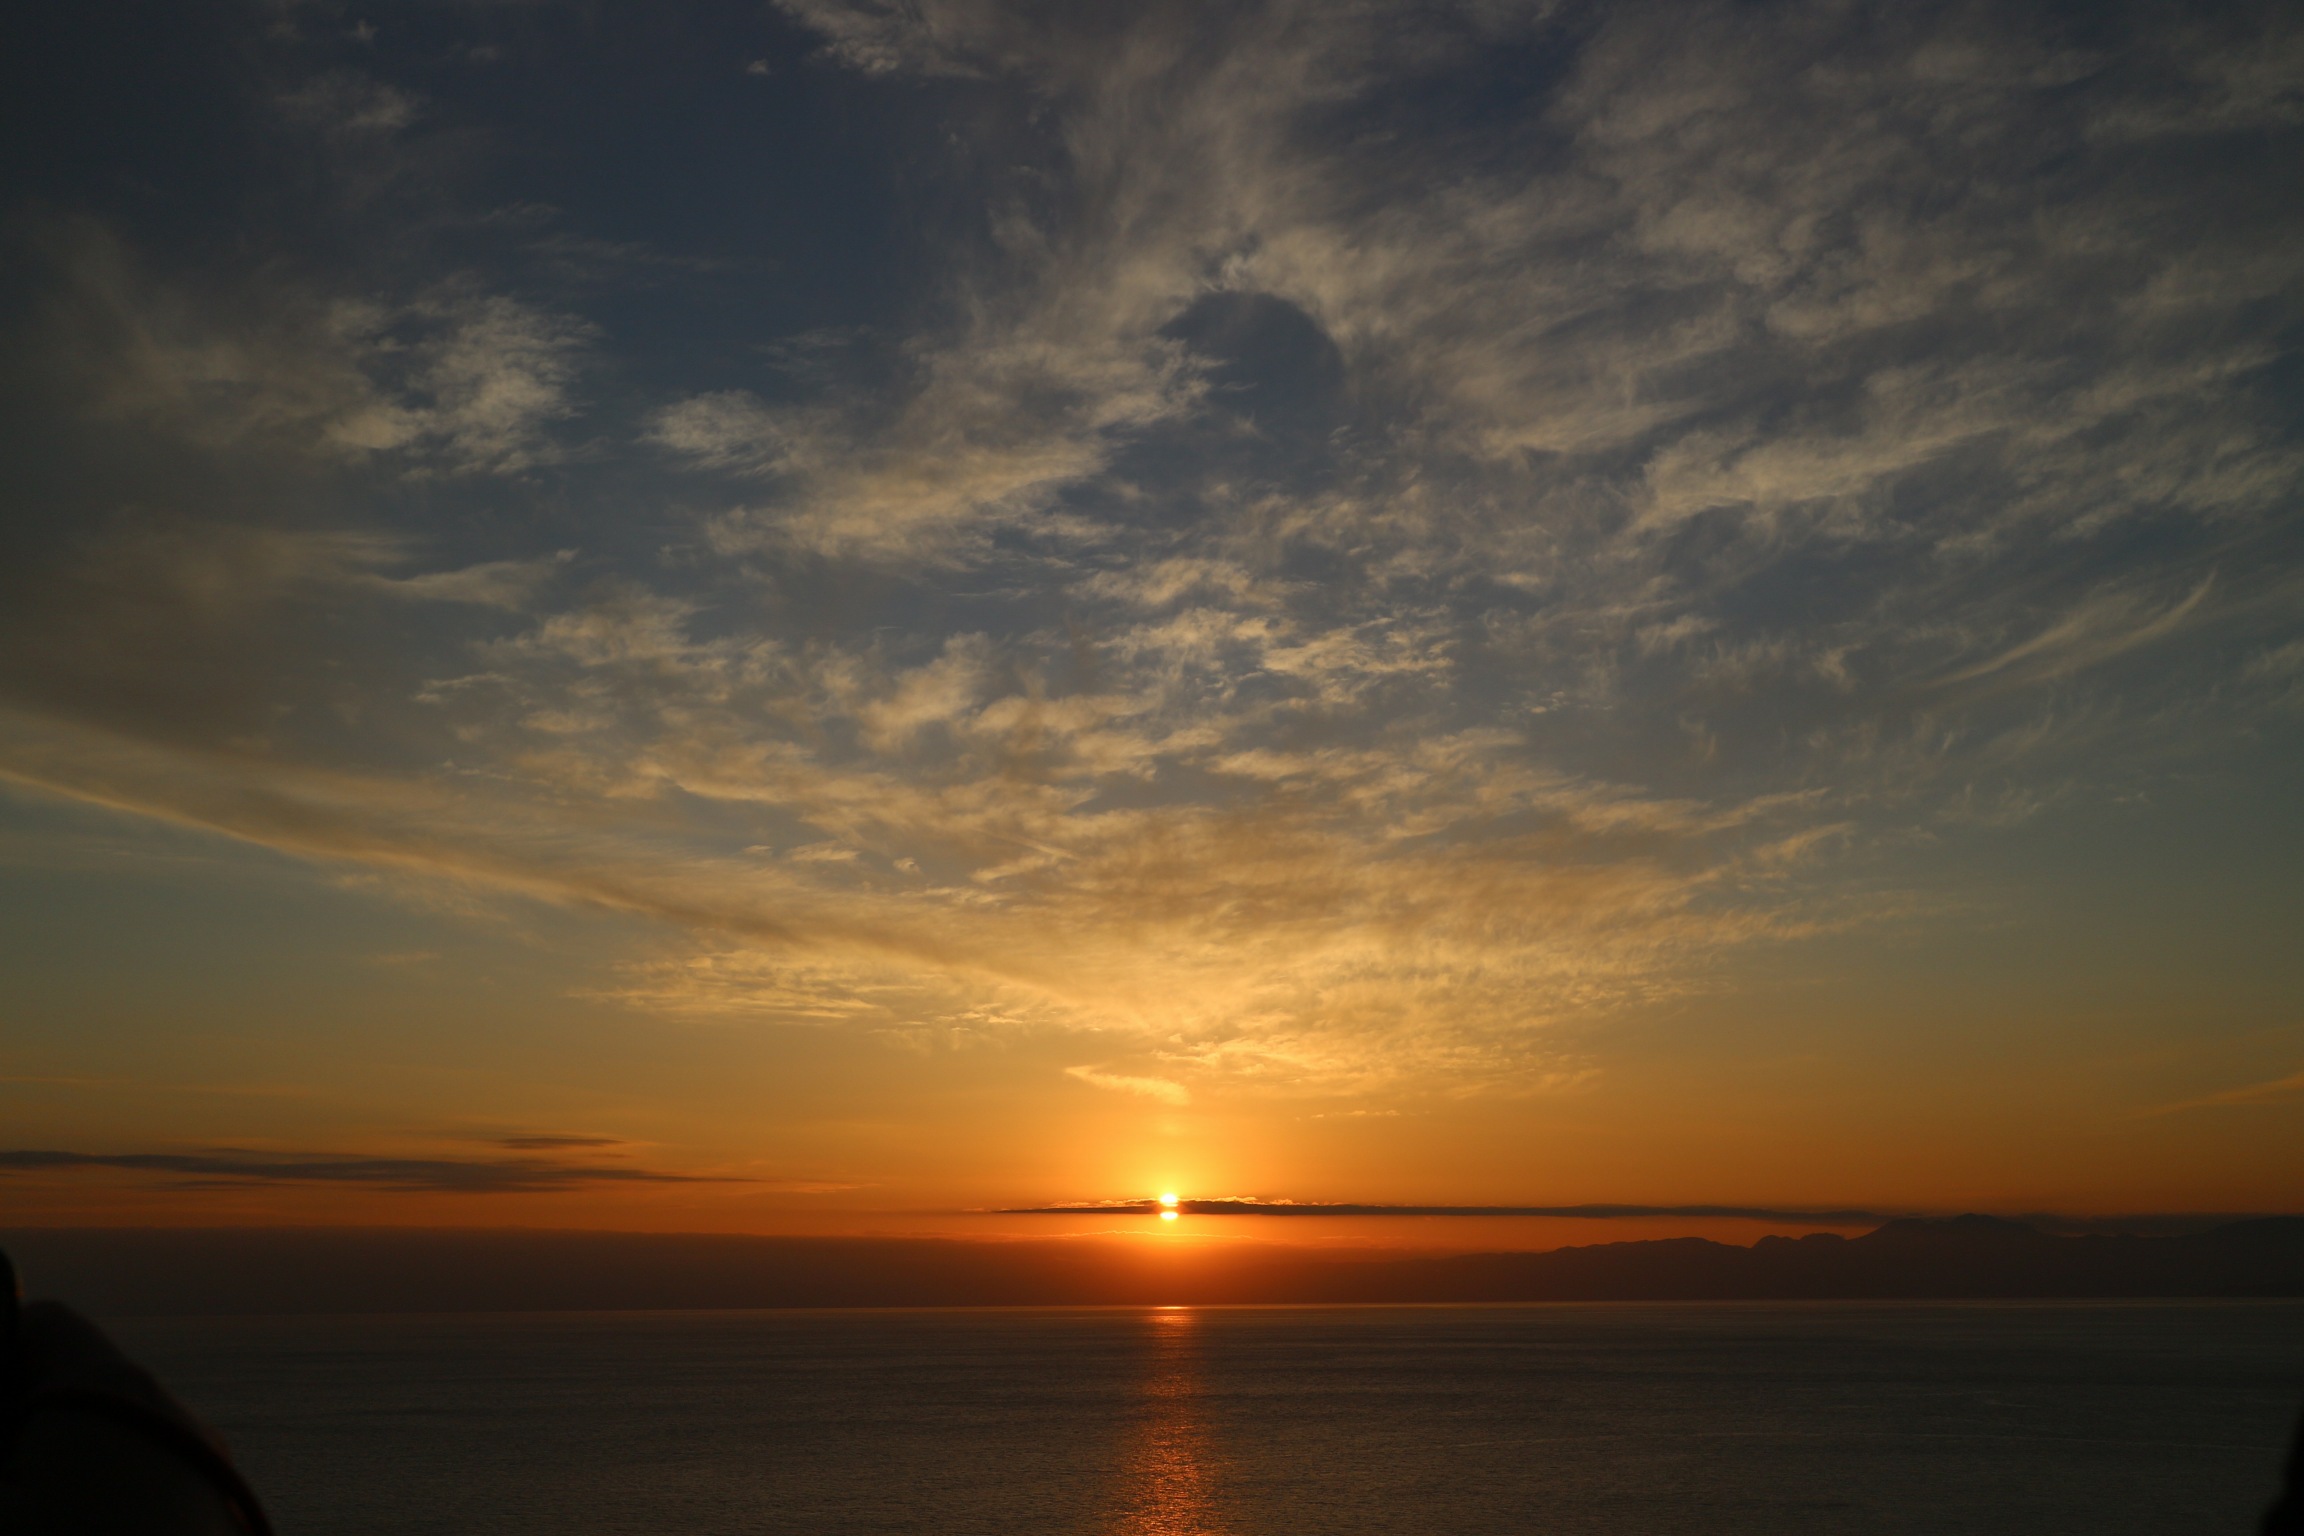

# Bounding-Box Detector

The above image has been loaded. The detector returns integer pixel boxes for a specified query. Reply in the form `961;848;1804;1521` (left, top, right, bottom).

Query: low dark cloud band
0;1149;720;1194
1000;1199;1893;1223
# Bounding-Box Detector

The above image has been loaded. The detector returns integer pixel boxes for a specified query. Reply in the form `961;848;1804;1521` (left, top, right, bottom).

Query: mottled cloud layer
2;0;2298;1110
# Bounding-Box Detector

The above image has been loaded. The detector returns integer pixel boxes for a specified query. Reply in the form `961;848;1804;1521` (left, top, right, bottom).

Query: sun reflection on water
1109;1307;1228;1535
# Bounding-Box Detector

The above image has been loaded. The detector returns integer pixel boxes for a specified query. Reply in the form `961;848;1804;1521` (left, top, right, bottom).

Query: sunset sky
2;0;2300;1243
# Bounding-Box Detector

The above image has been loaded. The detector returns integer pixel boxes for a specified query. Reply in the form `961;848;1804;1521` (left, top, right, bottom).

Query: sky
1;0;2300;1244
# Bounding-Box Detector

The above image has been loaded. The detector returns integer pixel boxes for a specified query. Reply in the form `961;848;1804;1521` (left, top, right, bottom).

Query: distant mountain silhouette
1301;1216;2304;1304
6;1217;2300;1314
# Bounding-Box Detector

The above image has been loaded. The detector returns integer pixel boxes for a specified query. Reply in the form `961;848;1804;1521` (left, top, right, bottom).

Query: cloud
587;950;955;1024
648;391;810;476
0;515;577;747
0;688;1850;1091
696;337;1191;561
773;0;1006;78
1065;1066;1191;1105
4;0;2301;1107
363;551;575;610
2146;1068;2304;1116
0;1148;724;1194
277;71;422;136
17;218;590;473
856;635;994;750
409;293;591;472
1002;1198;1893;1222
1937;576;2217;690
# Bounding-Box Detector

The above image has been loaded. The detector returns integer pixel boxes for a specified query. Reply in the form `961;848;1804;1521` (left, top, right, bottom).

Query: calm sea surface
115;1302;2303;1535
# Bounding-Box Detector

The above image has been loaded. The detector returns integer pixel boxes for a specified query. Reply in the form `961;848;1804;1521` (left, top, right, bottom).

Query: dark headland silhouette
7;1215;2302;1314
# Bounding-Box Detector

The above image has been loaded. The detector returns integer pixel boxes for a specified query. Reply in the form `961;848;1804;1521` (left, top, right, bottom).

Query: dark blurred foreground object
2268;1405;2304;1535
0;1248;270;1535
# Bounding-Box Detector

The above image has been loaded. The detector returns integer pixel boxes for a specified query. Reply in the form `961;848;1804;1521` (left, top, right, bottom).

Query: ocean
114;1301;2303;1535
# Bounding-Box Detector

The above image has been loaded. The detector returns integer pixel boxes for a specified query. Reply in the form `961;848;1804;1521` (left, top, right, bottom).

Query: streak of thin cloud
2143;1070;2304;1117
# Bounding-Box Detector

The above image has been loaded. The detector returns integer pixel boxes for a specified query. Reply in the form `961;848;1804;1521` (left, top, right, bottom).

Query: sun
1159;1191;1179;1221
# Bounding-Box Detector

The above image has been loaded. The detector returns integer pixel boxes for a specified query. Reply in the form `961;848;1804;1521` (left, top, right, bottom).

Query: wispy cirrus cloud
2145;1069;2304;1117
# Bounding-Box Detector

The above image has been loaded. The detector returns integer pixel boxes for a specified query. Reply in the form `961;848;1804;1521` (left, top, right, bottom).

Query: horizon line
999;1201;1899;1223
988;1200;2304;1228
